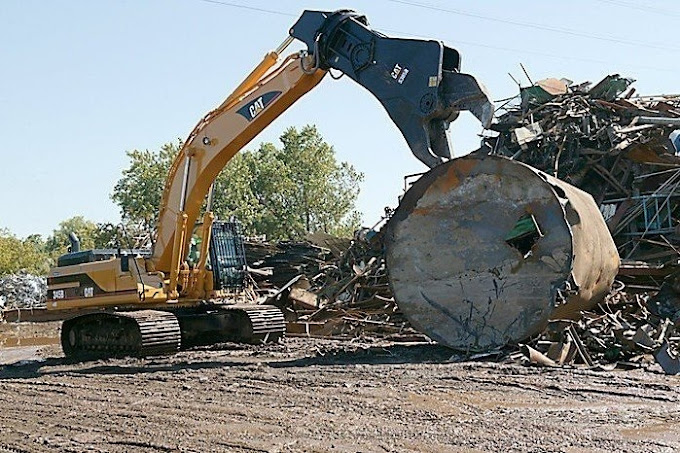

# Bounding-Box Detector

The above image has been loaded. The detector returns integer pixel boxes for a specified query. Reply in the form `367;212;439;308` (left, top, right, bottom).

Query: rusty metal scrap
473;73;680;373
241;73;680;372
244;217;679;372
383;155;619;352
655;341;680;374
487;74;680;265
245;240;330;288
518;281;680;373
0;273;46;310
245;234;426;341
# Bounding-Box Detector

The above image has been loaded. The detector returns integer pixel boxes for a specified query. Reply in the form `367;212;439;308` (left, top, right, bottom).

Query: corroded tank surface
384;155;619;352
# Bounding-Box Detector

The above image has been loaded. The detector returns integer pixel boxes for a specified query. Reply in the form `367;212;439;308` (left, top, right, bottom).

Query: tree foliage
44;216;99;256
0;217;140;276
0;230;50;275
44;217;132;259
0;127;362;275
111;143;180;234
112;125;364;240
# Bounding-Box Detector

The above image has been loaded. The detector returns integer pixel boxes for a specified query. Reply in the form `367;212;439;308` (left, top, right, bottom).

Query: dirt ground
0;322;679;453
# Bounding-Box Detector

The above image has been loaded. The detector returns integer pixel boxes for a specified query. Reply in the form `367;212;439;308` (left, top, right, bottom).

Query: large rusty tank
384;155;619;352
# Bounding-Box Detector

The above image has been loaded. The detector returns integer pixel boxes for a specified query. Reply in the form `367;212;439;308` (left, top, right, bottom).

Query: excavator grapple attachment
291;9;494;168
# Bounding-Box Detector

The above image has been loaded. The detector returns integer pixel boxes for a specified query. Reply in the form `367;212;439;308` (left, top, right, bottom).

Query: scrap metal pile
513;281;680;373
469;74;680;372
245;231;425;341
249;229;680;371
242;74;680;372
0;272;46;311
487;74;680;265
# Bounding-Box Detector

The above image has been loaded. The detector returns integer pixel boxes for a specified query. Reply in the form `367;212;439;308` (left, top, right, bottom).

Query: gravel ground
0;322;679;453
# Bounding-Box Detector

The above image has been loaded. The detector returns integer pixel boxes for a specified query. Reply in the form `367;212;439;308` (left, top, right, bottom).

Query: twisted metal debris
476;74;680;372
487;74;680;265
245;231;424;341
0;273;47;311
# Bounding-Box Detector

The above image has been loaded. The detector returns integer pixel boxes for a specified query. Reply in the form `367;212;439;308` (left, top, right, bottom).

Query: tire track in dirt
1;334;679;452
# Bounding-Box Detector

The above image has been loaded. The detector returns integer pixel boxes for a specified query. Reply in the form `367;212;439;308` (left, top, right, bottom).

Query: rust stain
411;206;434;216
420;160;480;201
454;158;478;178
425;159;477;196
0;336;59;348
425;169;459;196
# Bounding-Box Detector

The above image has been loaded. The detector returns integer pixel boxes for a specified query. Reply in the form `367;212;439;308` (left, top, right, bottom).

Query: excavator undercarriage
60;305;285;358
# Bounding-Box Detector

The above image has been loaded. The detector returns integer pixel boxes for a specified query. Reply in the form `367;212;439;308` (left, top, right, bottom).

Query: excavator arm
151;9;494;289
151;52;326;286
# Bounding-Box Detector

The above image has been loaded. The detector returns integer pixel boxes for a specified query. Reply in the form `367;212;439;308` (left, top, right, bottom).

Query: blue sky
1;0;678;238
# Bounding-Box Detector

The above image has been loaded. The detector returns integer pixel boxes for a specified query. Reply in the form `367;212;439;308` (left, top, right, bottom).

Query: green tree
279;125;363;236
213;126;363;238
0;230;50;275
211;151;263;232
0;218;141;276
112;126;363;240
111;142;179;235
45;216;100;257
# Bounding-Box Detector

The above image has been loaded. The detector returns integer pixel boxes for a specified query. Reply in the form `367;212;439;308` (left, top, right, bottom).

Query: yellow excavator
46;9;493;357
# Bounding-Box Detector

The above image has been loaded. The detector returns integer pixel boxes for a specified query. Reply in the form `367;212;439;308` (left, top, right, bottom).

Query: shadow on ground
270;343;456;368
0;342;458;379
0;356;254;380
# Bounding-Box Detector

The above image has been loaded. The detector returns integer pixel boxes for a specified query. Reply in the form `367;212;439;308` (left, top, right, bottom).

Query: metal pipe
179;155;191;212
635;116;680;126
275;35;295;55
206;183;215;213
68;232;80;253
384;155;620;352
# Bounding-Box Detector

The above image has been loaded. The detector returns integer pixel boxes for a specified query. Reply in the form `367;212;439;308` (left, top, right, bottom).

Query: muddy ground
0;322;679;453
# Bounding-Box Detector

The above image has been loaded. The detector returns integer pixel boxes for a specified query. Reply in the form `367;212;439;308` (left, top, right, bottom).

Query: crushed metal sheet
655;341;680;374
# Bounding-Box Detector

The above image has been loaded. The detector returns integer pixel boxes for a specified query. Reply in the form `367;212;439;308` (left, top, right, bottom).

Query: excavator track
61;310;181;358
60;305;285;359
228;304;286;343
176;304;286;348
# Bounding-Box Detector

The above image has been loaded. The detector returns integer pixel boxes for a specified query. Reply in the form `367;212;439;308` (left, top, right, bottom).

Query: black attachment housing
290;10;493;168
